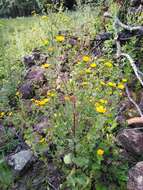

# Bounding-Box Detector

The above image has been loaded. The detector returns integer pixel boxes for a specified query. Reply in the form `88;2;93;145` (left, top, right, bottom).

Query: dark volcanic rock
127;162;143;190
118;30;143;44
95;32;113;41
23;54;35;67
131;0;142;7
25;66;46;85
23;50;48;68
19;82;35;99
117;129;143;155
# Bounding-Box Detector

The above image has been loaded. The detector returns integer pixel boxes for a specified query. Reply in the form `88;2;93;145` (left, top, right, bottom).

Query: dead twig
121;53;143;87
125;86;143;117
115;17;143;31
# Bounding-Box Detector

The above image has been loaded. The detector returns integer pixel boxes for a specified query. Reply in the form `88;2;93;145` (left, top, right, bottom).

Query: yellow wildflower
104;61;113;68
39;138;46;144
117;83;125;90
41;15;48;20
119;92;123;96
90;63;97;68
122;78;127;83
99;99;107;104
82;56;91;62
95;105;107;113
108;82;116;88
32;98;49;107
56;35;65;42
81;82;88;86
41;63;51;69
16;91;20;96
107;91;113;95
8;112;13;116
97;149;104;156
0;112;4;118
43;40;49;46
95;87;100;91
39;98;49;106
85;69;92;74
79;71;84;75
100;81;106;86
47;91;56;97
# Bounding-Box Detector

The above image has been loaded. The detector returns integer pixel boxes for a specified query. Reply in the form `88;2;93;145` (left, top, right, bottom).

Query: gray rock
25;66;46;85
127;162;143;190
131;0;141;7
23;54;35;67
117;129;143;155
19;81;35;99
23;50;48;68
7;150;33;171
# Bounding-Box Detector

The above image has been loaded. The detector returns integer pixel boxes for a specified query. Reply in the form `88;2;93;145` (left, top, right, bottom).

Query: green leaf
72;156;89;167
64;153;72;164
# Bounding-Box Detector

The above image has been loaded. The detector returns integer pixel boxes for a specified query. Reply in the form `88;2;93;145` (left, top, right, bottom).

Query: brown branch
127;117;143;125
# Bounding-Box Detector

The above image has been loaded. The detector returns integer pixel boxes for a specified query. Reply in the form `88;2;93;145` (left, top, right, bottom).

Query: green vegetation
0;1;142;189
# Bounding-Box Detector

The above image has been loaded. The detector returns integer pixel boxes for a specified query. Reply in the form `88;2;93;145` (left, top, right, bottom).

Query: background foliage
0;0;105;17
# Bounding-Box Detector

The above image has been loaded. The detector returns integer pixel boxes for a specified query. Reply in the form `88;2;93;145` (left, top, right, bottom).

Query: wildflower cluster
4;27;129;190
31;98;49;106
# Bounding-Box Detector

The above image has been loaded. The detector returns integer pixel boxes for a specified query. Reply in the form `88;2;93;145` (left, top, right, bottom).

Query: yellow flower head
81;82;88;86
122;78;127;83
108;82;116;88
100;81;106;86
117;83;125;90
32;98;49;106
82;56;91;62
43;40;49;46
0;112;5;118
41;15;48;20
41;63;51;69
8;112;13;116
16;91;20;97
85;69;92;74
56;35;65;42
104;61;113;68
39;138;47;144
99;99;107;104
47;91;56;97
95;105;107;113
90;63;97;68
79;71;84;76
97;149;104;156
